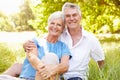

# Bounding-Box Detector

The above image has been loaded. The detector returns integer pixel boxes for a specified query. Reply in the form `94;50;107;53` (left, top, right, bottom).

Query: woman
2;11;71;80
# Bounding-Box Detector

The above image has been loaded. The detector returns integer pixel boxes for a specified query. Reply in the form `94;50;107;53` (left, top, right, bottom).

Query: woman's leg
3;63;23;77
35;53;59;80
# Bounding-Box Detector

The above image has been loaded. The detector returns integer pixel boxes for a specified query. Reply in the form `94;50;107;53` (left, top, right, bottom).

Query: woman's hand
37;64;56;79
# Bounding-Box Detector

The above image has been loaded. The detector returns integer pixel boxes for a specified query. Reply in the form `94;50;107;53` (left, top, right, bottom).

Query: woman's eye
50;22;54;25
57;24;62;27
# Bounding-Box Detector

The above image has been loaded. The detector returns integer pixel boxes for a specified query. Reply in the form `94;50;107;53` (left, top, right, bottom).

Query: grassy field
89;41;120;80
0;33;120;80
0;42;25;73
89;34;120;80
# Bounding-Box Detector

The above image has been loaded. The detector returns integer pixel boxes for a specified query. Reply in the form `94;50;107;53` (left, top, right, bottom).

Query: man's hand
23;40;36;53
97;60;104;69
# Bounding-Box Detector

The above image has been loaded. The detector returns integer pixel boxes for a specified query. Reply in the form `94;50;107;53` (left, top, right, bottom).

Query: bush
0;43;16;73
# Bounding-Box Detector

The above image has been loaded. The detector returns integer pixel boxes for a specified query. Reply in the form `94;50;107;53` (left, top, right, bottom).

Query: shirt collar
64;27;87;38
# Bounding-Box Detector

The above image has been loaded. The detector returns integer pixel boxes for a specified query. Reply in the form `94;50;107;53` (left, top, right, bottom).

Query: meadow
0;34;120;80
89;34;120;80
89;41;120;80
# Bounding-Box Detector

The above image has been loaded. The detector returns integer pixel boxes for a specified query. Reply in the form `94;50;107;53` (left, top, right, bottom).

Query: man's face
64;8;81;29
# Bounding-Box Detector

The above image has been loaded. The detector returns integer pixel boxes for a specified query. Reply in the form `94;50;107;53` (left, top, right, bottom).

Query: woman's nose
53;24;57;28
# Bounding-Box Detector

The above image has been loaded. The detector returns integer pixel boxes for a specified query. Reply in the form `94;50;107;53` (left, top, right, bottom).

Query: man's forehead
64;7;77;10
64;8;78;14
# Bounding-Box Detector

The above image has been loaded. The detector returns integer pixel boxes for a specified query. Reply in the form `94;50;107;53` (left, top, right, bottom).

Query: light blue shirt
20;38;71;79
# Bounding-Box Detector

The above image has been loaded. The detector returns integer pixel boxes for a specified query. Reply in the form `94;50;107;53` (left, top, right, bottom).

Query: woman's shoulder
33;37;46;46
57;40;68;47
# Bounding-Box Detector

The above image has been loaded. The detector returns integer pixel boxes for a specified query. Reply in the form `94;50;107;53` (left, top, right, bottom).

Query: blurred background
0;0;120;80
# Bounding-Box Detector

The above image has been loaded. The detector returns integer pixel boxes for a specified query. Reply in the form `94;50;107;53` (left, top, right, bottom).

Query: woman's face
48;18;64;37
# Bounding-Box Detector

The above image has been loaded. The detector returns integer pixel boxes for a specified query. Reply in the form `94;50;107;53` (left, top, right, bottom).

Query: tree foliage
80;0;120;33
0;0;120;33
11;0;34;31
0;12;14;31
29;0;120;34
0;0;34;32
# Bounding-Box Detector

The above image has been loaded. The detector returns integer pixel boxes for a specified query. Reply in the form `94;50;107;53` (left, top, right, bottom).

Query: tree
0;12;14;31
11;0;34;31
29;0;120;34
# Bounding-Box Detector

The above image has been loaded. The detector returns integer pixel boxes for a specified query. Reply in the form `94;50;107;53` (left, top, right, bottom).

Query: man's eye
73;14;77;17
66;15;70;17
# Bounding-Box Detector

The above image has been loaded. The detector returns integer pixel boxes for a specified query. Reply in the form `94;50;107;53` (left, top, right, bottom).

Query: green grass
0;42;25;73
0;43;16;73
88;41;120;80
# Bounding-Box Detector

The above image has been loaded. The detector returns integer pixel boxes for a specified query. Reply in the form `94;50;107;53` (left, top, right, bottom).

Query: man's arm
23;40;35;53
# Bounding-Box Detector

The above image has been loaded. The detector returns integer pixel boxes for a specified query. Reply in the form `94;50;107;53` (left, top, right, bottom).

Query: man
60;2;105;80
3;2;105;80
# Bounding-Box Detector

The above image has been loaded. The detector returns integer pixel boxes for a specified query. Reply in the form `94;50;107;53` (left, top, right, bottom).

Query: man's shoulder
83;30;99;41
83;30;95;37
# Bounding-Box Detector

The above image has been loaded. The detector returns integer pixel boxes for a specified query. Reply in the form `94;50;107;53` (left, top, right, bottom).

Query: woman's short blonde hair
48;11;64;24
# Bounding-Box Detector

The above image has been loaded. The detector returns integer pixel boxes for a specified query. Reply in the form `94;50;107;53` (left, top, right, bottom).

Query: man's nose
70;16;74;20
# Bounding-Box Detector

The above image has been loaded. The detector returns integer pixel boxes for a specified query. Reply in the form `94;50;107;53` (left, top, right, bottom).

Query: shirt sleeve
61;42;72;59
90;36;105;61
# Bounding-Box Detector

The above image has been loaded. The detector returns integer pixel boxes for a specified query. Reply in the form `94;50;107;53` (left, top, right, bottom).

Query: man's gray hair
48;11;64;24
62;2;81;15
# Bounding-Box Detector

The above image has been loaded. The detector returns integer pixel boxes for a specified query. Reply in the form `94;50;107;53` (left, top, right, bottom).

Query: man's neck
68;26;82;46
68;26;82;36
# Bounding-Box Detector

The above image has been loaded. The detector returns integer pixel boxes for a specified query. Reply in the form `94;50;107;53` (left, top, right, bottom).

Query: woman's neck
46;35;59;43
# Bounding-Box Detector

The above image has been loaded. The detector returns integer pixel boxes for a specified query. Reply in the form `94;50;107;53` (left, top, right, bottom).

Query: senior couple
2;2;105;80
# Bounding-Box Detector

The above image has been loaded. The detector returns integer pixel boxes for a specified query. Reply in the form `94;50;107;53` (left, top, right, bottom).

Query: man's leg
3;63;23;77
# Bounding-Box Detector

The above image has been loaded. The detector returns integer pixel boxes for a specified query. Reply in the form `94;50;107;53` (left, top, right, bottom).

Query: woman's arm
25;42;45;70
52;55;69;75
40;55;69;79
26;52;45;70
